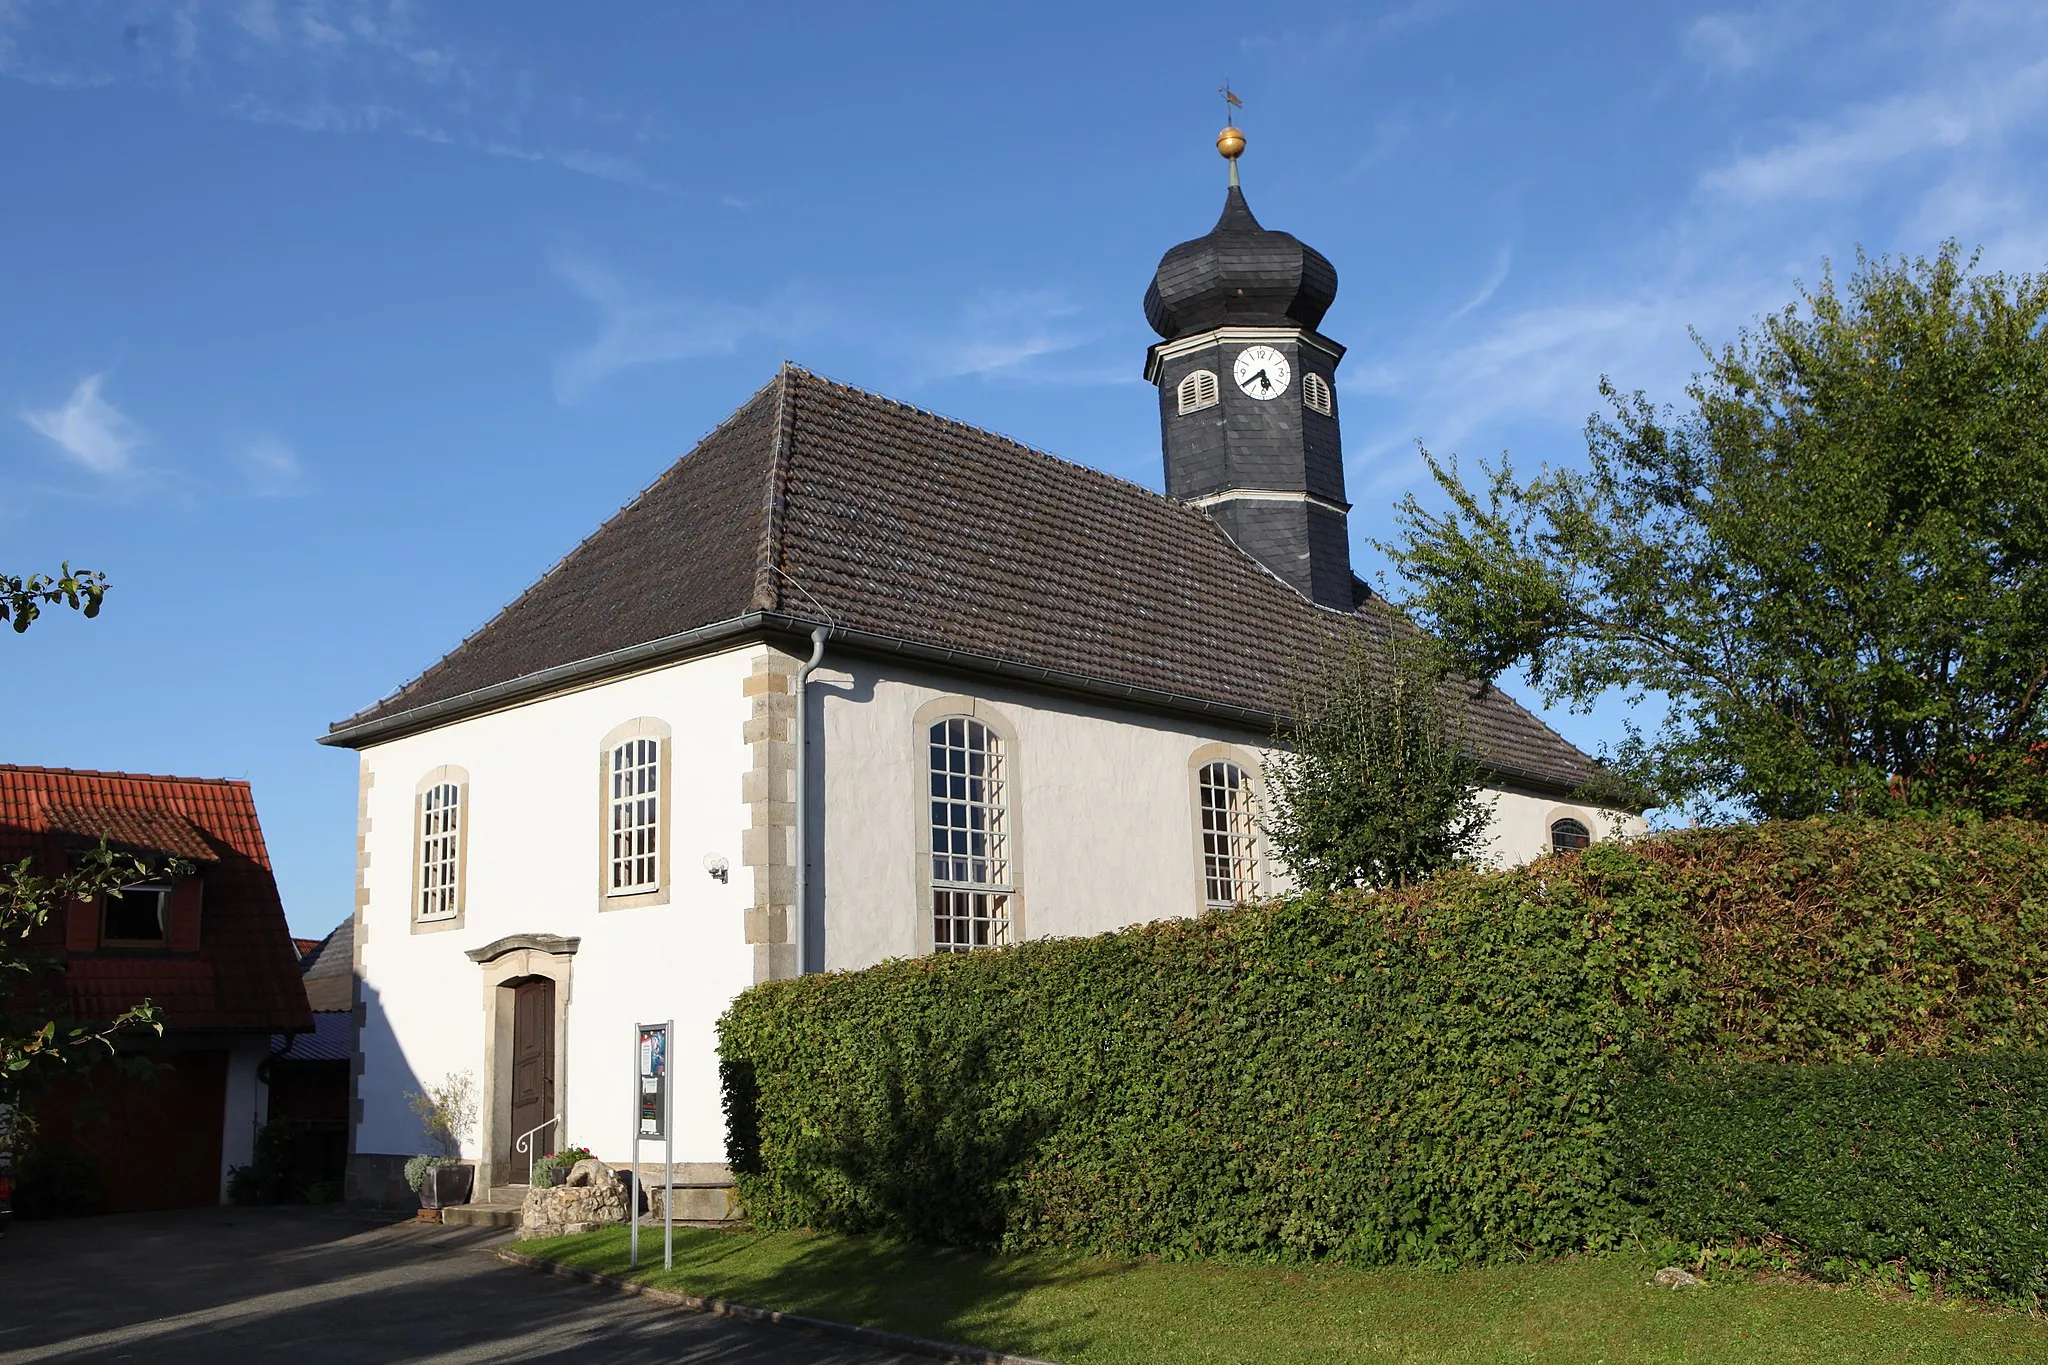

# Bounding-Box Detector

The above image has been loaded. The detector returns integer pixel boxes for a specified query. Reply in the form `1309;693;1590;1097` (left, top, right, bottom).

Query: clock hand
1250;369;1270;390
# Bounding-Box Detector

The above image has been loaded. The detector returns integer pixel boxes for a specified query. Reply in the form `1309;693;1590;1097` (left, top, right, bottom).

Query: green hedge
719;817;2048;1274
1621;1054;2048;1302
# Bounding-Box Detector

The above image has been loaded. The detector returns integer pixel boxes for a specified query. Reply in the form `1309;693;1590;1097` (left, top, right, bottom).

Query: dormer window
1176;369;1220;415
1302;371;1333;417
102;882;172;945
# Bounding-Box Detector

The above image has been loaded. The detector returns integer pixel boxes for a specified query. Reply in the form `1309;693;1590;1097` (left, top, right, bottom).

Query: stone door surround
466;933;578;1191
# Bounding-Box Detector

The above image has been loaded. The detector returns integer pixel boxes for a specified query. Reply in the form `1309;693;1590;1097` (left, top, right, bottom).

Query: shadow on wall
344;979;432;1210
806;668;877;974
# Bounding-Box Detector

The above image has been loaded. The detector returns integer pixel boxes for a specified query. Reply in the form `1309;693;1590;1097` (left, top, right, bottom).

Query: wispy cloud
1350;3;2048;492
1444;246;1512;324
21;374;145;477
1700;49;2048;205
0;0;667;189
1681;8;1806;76
1701;91;1975;203
241;435;305;496
549;254;803;402
551;257;1109;402
924;290;1092;382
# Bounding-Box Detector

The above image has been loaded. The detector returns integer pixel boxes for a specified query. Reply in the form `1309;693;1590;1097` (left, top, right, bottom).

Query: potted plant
532;1145;594;1188
403;1071;477;1211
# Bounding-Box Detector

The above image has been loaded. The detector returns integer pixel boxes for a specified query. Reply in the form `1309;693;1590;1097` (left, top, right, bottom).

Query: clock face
1233;345;1291;400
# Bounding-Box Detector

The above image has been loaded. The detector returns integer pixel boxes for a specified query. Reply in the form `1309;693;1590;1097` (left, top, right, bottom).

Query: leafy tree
0;561;144;1150
1;846;173;1144
1383;243;2048;820
1;564;106;633
1262;631;1492;890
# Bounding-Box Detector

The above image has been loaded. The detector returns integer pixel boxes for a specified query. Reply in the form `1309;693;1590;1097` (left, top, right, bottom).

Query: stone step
653;1183;739;1224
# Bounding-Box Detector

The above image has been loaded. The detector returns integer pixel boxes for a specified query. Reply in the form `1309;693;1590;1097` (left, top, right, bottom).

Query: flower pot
418;1163;475;1209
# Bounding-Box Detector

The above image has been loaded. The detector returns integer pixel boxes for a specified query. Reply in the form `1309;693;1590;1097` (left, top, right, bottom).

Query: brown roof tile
329;368;1603;792
0;766;313;1034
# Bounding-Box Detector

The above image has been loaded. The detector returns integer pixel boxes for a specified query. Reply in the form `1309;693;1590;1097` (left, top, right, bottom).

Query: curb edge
495;1248;1062;1365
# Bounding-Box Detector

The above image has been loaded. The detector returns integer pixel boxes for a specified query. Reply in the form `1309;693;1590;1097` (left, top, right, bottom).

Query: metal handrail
514;1116;561;1185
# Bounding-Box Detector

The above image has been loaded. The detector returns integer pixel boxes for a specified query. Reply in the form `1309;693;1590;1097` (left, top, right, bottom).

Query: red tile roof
0;765;313;1035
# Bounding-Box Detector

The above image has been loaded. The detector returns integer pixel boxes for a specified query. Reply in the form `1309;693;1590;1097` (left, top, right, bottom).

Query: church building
325;130;1637;1205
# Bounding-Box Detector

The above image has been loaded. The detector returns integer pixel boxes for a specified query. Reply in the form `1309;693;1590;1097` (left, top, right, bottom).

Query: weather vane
1217;81;1246;186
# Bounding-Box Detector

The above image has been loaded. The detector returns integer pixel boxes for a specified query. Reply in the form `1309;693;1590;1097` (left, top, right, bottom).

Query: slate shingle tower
1144;125;1353;610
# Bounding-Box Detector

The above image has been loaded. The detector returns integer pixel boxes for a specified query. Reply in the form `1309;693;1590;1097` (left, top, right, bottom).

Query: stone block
751;864;794;906
740;825;794;869
742;714;790;745
521;1158;639;1238
754;941;796;984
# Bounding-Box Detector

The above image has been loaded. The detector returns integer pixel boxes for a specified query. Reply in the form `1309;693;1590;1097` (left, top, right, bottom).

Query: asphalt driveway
0;1207;925;1363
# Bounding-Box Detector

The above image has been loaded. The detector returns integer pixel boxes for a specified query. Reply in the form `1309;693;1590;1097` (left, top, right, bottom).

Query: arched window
1550;817;1591;854
418;781;463;921
1198;760;1259;906
929;716;1012;952
610;737;662;893
1176;369;1220;415
1302;370;1333;417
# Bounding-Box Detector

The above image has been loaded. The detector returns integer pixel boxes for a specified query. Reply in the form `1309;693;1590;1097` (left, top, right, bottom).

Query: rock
1652;1266;1704;1288
521;1162;634;1238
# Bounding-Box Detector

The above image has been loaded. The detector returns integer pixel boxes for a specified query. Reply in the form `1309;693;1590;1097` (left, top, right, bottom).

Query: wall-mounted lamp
703;853;730;884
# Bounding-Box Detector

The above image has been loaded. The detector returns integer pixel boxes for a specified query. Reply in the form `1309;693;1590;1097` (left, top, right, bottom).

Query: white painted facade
354;644;760;1172
220;1036;270;1202
351;639;1637;1181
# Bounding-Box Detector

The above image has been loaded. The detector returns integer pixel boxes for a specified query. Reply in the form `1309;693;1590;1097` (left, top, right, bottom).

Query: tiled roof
272;1009;353;1063
40;799;221;862
299;916;355;1013
0;766;313;1035
329;368;1603;793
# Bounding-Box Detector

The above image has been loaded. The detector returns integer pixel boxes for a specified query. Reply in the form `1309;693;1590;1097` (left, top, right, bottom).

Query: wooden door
509;979;556;1162
32;1050;228;1212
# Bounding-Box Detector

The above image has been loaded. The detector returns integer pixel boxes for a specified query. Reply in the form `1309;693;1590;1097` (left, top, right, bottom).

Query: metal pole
629;1023;640;1271
793;625;828;976
664;1017;674;1271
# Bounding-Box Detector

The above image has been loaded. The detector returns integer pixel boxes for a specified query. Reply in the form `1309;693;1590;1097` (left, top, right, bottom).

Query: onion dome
1143;184;1339;341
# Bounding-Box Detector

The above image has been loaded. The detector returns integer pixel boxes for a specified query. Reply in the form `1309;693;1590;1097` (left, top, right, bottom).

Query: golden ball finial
1217;125;1246;160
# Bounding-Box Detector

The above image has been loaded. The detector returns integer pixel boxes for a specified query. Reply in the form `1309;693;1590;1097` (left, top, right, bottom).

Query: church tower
1144;125;1353;610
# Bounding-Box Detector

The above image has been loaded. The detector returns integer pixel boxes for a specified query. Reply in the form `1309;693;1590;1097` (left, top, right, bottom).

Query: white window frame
417;780;463;924
1550;817;1592;854
101;881;174;945
1176;368;1220;415
927;715;1014;953
1302;370;1333;417
608;736;662;896
1197;759;1261;908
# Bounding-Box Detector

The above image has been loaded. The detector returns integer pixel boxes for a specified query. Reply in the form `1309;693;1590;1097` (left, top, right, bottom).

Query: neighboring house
265;921;354;1197
0;765;311;1211
325;154;1643;1203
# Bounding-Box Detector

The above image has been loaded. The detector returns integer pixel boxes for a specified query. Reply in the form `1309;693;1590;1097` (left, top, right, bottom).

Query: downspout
792;625;829;976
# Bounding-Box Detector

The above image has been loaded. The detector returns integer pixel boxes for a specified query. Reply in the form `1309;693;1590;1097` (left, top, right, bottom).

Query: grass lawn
511;1225;2046;1363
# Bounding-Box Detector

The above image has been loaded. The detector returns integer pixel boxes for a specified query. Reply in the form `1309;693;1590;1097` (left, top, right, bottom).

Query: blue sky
5;1;2046;937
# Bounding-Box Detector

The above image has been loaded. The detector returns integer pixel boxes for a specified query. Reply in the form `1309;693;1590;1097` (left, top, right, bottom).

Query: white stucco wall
812;660;1643;968
353;643;762;1169
220;1035;269;1202
351;640;1640;1179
